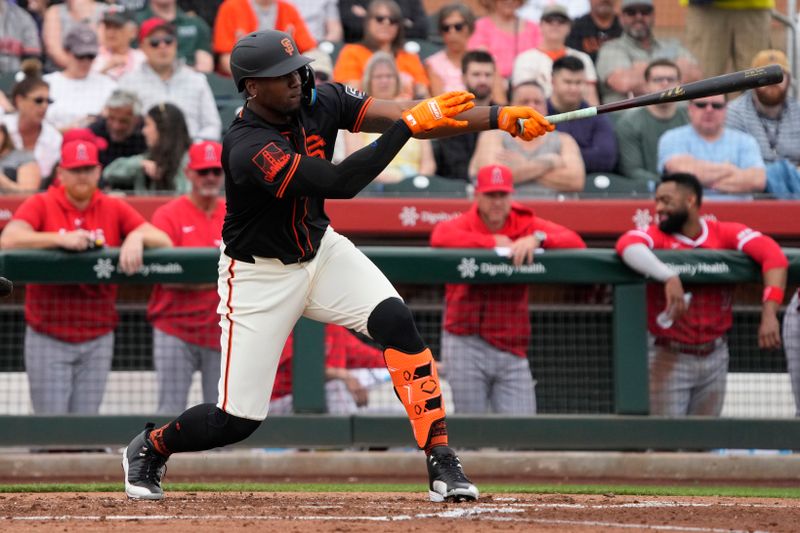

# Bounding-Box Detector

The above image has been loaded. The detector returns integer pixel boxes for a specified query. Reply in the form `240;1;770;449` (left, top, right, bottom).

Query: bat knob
0;277;13;298
516;118;525;136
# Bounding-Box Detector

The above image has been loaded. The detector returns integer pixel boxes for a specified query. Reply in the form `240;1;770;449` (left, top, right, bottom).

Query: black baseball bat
518;64;784;130
0;276;12;298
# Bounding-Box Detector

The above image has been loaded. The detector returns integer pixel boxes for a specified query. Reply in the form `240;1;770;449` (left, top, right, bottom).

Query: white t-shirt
511;47;597;96
43;71;117;131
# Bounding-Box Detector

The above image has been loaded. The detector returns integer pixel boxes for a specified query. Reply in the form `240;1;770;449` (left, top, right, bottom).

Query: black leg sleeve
160;403;261;453
367;297;425;353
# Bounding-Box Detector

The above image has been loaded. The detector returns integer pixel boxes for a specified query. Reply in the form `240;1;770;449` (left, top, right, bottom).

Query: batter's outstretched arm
285;120;412;199
359;99;552;141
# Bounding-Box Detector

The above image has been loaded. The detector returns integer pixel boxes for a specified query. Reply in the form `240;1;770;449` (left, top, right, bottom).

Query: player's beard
658;208;689;234
467;83;492;102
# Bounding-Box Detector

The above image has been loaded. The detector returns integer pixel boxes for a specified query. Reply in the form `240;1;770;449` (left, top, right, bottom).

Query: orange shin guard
384;347;448;449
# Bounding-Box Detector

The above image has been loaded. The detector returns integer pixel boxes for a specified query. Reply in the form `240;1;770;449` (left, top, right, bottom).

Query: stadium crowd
0;0;795;198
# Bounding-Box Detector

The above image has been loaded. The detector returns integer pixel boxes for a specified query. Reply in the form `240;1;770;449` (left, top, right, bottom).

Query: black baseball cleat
426;446;479;502
122;423;168;500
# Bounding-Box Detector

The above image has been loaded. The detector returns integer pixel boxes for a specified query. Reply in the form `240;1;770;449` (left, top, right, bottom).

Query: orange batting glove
497;106;554;141
402;91;475;135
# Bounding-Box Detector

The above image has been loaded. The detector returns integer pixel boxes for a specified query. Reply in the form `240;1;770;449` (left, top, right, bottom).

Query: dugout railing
0;247;799;450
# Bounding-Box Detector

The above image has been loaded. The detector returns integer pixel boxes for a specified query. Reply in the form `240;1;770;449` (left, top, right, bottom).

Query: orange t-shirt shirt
213;0;316;54
333;44;430;98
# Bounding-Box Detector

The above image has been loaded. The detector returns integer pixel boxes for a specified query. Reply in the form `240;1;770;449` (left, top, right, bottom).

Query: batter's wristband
489;105;500;130
763;286;784;304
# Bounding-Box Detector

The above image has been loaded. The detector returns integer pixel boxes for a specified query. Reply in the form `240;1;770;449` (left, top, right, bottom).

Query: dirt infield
1;492;799;532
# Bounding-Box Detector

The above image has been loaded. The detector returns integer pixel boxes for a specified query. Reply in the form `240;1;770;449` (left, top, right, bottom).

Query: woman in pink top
424;4;475;95
468;0;540;79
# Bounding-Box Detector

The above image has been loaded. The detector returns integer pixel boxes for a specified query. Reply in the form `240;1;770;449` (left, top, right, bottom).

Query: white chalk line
0;504;776;532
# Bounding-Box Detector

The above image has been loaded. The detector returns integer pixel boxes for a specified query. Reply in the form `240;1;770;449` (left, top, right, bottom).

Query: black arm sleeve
285;120;412;199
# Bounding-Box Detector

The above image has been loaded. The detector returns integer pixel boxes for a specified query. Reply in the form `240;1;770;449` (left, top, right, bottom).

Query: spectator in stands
44;25;118;133
659;94;766;196
430;164;585;414
595;0;700;104
615;59;687;187
135;0;213;72
726;50;800;198
103;102;191;192
616;172;786;416
92;8;147;81
270;326;394;415
334;0;429;99
0;123;41;192
517;0;590;24
470;81;585;194
685;0;772;79
467;0;540;80
42;0;110;70
343;52;434;183
0;139;171;415
339;0;428;44
3;61;62;180
0;1;41;74
119;18;221;141
425;4;475;96
566;0;622;63
512;4;598;106
213;0;317;76
89;90;148;168
547;57;615;173
147;141;225;414
433;51;496;183
177;0;224;29
292;0;344;43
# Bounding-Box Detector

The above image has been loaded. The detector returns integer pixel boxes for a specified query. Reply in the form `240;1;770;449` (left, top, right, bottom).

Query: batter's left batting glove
498;106;554;141
402;91;475;135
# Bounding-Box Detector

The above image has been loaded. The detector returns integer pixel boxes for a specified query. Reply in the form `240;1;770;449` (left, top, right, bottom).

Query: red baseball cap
138;17;175;44
61;140;100;169
62;127;109;151
187;141;223;170
475;164;513;193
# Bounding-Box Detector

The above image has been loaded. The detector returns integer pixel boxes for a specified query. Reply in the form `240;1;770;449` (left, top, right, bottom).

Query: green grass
1;482;800;498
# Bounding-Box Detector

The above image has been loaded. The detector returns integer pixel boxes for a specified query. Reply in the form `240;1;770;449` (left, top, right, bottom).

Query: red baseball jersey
12;185;146;342
430;202;586;358
147;196;226;350
616;218;788;345
271;325;384;400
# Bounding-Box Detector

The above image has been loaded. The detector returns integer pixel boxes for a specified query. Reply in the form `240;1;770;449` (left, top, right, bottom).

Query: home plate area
1;492;799;532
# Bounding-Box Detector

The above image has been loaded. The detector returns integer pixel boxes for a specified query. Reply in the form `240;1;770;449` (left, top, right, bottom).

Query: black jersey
221;83;373;264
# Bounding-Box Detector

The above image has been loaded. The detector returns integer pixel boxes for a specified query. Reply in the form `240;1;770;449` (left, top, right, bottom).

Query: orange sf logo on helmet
281;38;294;56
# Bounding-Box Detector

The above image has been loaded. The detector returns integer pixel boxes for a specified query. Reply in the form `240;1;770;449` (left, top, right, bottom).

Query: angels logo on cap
475;164;513;193
61;139;100;169
188;141;223;170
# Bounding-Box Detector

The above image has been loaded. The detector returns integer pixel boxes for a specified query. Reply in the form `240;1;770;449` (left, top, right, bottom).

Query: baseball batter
122;29;553;503
616;172;787;416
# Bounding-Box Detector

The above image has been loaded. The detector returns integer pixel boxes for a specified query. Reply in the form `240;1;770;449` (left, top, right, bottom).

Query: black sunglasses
198;168;223;176
441;22;466;33
372;15;399;25
148;35;176;47
622;6;653;16
692;101;725;110
31;96;54;105
74;53;97;61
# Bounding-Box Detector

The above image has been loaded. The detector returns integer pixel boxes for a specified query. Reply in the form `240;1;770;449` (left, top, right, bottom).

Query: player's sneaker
122;423;168;500
426;445;479;502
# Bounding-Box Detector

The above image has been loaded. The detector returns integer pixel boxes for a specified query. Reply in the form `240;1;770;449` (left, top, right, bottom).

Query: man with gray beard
433;51;496;182
726;50;800;198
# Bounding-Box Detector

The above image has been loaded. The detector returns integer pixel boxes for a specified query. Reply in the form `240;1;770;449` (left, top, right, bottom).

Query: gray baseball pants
24;326;113;414
153;327;221;415
440;331;536;414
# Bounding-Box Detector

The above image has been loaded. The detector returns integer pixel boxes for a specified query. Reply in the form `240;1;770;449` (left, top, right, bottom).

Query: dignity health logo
457;257;546;279
93;258;184;279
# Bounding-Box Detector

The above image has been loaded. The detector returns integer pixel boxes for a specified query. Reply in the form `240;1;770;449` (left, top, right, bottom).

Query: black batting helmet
230;30;313;93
